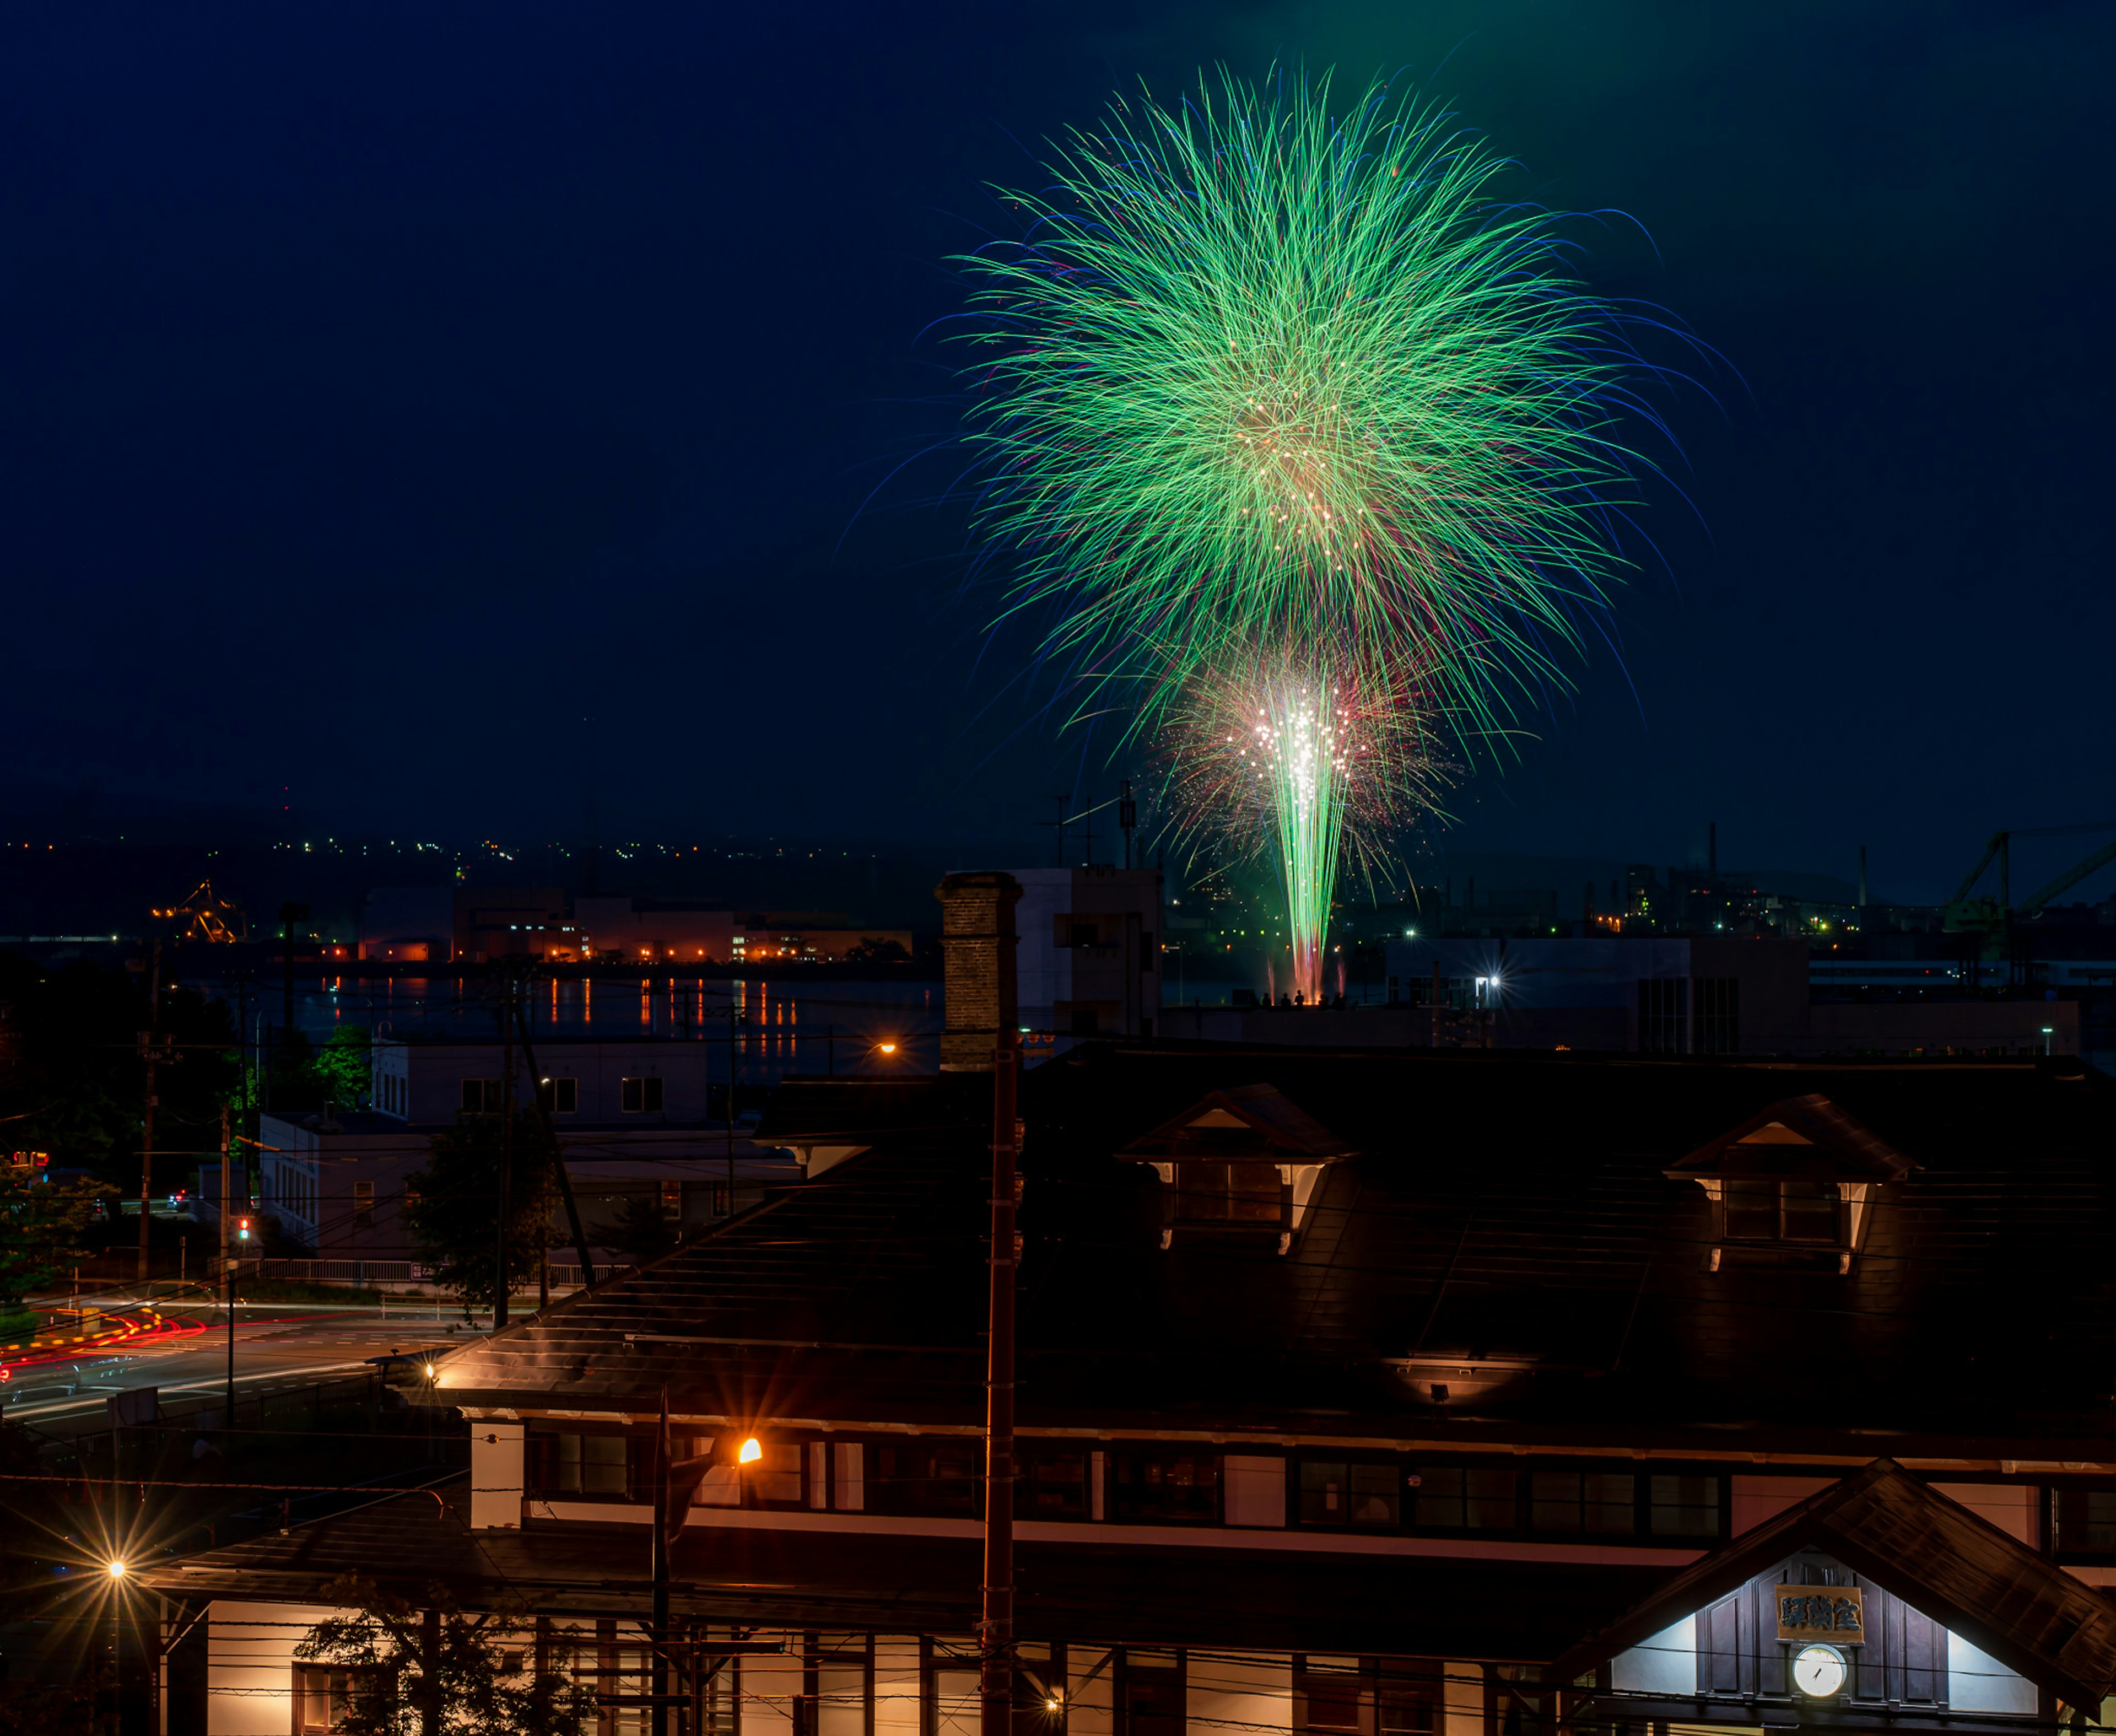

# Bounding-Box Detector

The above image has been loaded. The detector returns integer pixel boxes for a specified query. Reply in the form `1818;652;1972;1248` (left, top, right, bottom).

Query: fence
208;1256;627;1292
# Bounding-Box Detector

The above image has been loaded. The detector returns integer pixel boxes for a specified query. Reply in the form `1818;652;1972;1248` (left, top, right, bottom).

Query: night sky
3;3;2108;901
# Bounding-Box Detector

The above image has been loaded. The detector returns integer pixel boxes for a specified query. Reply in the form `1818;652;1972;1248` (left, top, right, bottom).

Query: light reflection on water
215;975;943;1087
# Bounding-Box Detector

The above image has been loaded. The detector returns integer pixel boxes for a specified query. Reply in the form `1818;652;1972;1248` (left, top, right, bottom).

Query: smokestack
1708;821;1717;877
1858;845;1868;909
936;872;1022;1072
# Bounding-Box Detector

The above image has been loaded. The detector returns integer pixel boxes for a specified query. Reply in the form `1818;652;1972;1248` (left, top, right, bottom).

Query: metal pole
495;979;512;1331
138;941;161;1284
651;1388;672;1736
225;1268;236;1442
979;1029;1018;1736
726;999;737;1212
513;1023;595;1287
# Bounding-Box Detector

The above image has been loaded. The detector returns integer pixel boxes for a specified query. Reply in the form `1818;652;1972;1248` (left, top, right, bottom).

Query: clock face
1793;1643;1848;1697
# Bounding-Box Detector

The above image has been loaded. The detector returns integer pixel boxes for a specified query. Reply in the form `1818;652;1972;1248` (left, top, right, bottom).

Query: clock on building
1792;1643;1849;1697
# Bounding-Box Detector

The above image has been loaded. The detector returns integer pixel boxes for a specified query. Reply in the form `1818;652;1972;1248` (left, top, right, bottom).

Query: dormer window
1723;1179;1842;1243
1666;1094;1912;1274
1118;1085;1354;1255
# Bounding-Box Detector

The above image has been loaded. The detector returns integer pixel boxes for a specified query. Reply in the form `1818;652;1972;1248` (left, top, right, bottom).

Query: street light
737;1437;762;1464
105;1559;127;1581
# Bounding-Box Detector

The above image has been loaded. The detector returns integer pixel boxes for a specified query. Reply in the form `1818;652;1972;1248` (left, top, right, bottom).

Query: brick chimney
935;871;1022;1072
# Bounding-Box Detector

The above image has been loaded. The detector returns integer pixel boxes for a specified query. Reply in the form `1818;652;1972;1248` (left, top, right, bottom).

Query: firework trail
960;68;1663;750
1162;644;1448;1002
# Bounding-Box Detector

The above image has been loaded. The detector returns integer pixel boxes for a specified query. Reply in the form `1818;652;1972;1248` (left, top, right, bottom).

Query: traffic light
236;1217;251;1242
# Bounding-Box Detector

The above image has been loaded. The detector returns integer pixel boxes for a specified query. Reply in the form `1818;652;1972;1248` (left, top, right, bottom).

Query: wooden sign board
1775;1584;1864;1643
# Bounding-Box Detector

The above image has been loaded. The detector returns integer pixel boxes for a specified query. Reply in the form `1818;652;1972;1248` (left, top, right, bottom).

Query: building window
1639;979;1688;1053
660;1179;682;1214
750;1440;803;1505
2055;1490;2116;1552
875;1443;979;1514
528;1432;634;1498
352;1180;374;1228
1017;1448;1089;1518
1723;1179;1841;1243
813;1638;871;1736
621;1077;664;1114
1123;1651;1185;1736
1694;977;1739;1053
1300;1462;1400;1526
1296;1658;1363;1731
1109;1452;1218;1524
1530;1470;1634;1534
540;1077;577;1115
1173;1162;1282;1225
295;1667;351;1733
1649;1474;1721;1537
460;1079;500;1113
832;1442;865;1512
1412;1467;1516;1530
1378;1665;1442;1734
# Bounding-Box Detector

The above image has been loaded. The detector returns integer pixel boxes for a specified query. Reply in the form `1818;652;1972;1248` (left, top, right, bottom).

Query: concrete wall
577;897;733;963
207;1599;348;1734
1948;1630;2038;1713
1611;1613;1696;1695
383;1038;714;1125
1804;999;2079;1057
1015;867;1162;1044
1189;1653;1290;1736
357;888;453;963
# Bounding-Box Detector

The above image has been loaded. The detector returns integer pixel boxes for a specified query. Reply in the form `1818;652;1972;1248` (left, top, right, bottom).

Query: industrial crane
151;880;250;945
1943;824;2116;939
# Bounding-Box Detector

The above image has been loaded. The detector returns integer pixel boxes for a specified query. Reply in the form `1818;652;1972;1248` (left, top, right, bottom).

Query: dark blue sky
2;2;2107;901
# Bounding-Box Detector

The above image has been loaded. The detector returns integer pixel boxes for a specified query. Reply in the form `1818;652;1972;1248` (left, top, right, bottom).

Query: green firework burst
960;68;1654;748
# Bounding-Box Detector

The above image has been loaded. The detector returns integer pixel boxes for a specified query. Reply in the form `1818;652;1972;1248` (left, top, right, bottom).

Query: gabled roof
752;1075;982;1145
1116;1082;1357;1164
1551;1458;2116;1708
1664;1092;1913;1183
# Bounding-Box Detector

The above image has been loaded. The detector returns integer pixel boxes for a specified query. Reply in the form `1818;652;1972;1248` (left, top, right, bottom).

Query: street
3;1294;483;1433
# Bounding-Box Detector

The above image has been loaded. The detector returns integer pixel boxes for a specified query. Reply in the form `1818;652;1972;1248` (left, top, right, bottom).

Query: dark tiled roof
1666;1091;1915;1182
429;1048;2116;1449
1551;1459;2116;1707
1117;1082;1358;1163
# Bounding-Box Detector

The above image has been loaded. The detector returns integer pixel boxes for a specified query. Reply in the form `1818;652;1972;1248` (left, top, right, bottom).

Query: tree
403;1110;557;1315
0;952;236;1187
296;1575;595;1736
591;1194;678;1265
314;1027;374;1112
0;1169;114;1314
843;936;910;965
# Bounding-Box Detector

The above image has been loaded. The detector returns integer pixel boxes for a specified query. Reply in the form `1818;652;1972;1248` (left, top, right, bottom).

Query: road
3;1293;486;1435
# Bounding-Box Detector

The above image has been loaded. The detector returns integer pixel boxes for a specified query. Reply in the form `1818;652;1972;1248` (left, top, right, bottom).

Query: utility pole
1119;780;1137;871
216;1103;231;1291
137;942;164;1284
725;998;739;1215
275;903;307;1116
513;1021;597;1288
495;975;514;1331
979;1026;1019;1736
650;1390;672;1736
